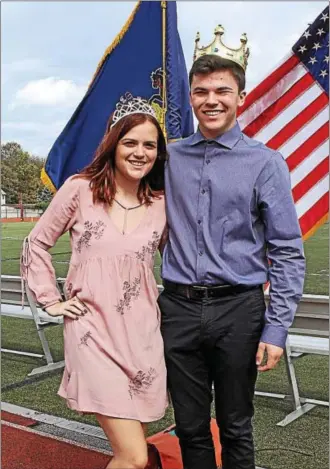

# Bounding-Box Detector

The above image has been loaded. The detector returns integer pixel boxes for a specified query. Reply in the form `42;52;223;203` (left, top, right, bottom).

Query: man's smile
202;110;225;116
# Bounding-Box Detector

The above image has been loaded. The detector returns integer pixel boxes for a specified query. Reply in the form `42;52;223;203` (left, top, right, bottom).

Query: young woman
21;96;168;469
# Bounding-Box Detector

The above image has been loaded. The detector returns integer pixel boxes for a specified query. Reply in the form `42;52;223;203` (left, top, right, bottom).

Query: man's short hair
189;55;246;92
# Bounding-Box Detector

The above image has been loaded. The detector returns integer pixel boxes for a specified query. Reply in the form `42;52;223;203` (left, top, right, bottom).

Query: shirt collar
190;121;242;149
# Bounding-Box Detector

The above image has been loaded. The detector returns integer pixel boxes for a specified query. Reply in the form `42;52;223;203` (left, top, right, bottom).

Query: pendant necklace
113;198;145;234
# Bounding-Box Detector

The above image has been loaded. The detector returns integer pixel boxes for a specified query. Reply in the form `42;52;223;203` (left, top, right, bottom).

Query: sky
2;1;327;158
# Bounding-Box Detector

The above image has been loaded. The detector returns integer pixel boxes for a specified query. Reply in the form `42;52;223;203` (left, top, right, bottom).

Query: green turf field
1;221;329;468
2;220;329;293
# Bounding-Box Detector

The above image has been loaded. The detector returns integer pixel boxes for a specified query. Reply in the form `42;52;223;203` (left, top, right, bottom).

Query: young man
159;37;305;469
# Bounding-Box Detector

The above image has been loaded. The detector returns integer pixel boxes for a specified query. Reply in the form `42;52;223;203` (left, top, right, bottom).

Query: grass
252;396;328;469
302;222;329;295
2;222;71;278
1;220;329;468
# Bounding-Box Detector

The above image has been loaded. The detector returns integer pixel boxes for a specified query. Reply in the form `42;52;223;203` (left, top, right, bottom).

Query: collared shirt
162;122;306;348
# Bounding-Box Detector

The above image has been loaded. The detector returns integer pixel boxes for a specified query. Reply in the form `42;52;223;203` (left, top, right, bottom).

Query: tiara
110;92;156;128
193;25;249;71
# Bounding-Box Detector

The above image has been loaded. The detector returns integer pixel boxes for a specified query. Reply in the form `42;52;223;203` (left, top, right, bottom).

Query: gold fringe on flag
40;167;57;193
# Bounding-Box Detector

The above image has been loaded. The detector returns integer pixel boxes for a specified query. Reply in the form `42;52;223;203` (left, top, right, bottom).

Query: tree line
1;142;52;208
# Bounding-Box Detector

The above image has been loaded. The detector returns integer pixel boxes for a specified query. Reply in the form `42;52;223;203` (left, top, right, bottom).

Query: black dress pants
158;286;265;469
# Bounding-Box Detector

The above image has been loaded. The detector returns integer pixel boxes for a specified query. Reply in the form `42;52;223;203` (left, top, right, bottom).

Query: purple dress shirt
162;122;306;349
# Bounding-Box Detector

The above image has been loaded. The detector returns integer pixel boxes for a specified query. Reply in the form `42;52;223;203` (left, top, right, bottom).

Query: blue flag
42;1;194;191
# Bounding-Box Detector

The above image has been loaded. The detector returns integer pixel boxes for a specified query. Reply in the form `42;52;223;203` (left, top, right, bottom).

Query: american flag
238;6;329;240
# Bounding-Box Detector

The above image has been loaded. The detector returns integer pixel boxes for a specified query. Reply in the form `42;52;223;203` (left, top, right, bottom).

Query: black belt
163;280;259;300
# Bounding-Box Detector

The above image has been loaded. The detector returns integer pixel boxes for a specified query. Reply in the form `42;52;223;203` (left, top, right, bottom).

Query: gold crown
193;25;249;71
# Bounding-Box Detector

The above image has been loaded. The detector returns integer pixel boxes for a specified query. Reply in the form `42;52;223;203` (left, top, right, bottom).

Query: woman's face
114;121;158;184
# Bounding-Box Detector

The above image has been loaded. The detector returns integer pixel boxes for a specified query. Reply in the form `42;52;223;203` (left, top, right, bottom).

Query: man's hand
256;342;283;372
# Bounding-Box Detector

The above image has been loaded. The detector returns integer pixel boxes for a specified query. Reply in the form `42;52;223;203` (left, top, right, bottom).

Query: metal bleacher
1;275;65;376
255;293;329;426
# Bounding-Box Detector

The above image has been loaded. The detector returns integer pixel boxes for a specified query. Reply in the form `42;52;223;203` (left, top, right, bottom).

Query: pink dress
21;176;168;422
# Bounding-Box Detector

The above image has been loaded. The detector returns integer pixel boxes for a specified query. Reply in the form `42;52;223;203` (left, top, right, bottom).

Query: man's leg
159;290;217;469
208;287;265;469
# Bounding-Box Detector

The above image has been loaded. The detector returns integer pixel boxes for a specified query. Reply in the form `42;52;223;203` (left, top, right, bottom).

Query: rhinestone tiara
110;92;156;128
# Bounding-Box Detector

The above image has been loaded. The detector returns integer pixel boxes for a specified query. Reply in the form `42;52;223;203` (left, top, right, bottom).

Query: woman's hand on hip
45;297;87;320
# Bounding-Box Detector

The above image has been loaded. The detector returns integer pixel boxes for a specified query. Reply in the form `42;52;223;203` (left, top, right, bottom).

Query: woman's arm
21;177;81;311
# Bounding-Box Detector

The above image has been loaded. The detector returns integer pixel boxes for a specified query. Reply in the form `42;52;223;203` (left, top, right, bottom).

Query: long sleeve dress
21;176;168;422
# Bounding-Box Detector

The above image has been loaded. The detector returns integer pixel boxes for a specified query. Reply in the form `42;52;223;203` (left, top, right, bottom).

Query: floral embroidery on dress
135;231;161;261
128;367;157;399
115;277;141;315
79;331;92;347
66;282;73;299
77;220;105;253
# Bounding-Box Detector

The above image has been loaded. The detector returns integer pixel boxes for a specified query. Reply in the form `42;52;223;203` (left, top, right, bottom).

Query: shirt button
199;250;203;256
198;220;202;225
201;189;206;194
206;160;210;164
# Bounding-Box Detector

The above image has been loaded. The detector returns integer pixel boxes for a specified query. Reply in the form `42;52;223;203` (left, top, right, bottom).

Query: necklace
113;198;145;234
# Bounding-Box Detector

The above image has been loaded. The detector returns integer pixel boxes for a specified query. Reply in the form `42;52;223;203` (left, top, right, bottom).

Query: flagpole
161;1;167;139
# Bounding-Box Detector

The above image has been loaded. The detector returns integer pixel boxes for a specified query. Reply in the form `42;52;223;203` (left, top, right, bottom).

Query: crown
111;92;156;128
193;25;249;71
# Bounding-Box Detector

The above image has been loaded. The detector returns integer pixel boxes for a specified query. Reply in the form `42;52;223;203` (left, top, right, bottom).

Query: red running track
2;420;110;469
2;412;221;469
1;412;161;469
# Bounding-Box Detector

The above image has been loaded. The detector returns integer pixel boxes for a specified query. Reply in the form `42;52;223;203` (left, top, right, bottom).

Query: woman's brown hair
75;113;167;206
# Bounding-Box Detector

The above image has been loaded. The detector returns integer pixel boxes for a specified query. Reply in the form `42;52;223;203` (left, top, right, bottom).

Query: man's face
190;70;246;139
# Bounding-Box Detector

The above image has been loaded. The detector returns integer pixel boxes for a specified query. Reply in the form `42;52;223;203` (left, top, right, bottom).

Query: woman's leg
96;414;148;469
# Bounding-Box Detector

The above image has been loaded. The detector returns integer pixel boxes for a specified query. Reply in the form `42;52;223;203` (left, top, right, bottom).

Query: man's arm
256;152;306;370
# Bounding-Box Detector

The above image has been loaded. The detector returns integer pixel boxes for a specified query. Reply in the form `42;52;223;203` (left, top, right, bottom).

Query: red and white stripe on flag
237;53;329;241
